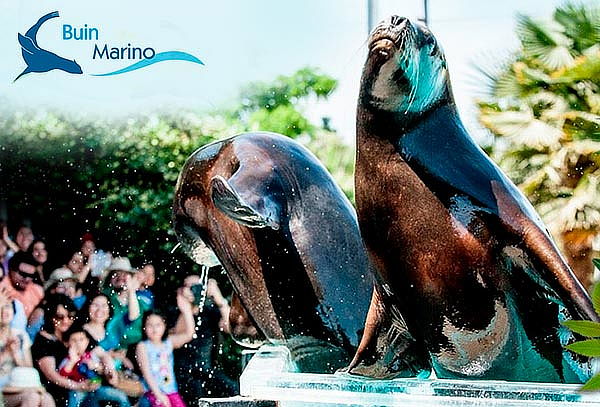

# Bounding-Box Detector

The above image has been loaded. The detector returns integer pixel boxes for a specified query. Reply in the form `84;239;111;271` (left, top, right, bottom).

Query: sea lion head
361;16;450;114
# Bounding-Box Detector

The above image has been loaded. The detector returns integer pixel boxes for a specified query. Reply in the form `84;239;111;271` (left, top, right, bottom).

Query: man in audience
1;252;44;317
102;257;150;349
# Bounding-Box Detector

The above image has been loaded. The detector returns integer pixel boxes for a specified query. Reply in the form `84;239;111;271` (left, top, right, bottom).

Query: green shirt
101;289;153;350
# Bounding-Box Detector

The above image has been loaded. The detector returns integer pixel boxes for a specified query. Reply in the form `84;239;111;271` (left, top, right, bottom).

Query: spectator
102;258;150;349
83;293;137;360
2;252;44;317
80;234;111;281
174;277;237;401
14;227;33;254
59;322;130;407
0;238;8;276
0;286;28;334
0;290;55;406
136;264;155;308
27;269;81;340
136;290;194;407
65;252;98;299
31;295;98;406
80;235;95;264
28;240;49;284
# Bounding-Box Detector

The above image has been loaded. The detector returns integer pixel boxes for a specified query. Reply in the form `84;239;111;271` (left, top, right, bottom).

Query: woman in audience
31;295;98;406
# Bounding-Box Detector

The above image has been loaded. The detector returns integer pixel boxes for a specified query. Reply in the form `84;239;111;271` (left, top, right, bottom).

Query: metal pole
367;0;376;33
423;0;429;26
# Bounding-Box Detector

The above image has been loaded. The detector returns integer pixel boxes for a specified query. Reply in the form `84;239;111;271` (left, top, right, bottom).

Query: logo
15;11;82;81
15;11;204;81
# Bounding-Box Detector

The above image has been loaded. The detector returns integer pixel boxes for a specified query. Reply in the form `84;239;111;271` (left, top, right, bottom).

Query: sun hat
44;267;77;290
106;257;135;273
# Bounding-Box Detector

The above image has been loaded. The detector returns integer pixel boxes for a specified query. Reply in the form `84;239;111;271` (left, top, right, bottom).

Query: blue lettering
62;24;72;40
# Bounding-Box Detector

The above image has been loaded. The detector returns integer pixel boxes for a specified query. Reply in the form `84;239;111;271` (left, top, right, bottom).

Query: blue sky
0;0;584;142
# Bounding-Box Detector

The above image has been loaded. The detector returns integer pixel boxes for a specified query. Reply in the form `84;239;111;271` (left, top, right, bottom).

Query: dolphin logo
15;11;83;82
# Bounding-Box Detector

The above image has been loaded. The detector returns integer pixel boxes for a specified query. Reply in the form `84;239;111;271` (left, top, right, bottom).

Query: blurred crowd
0;224;237;407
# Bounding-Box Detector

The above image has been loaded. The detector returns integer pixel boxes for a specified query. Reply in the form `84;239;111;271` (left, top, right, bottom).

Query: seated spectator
80;234;112;281
83;293;137;363
102;258;150;349
27;269;81;340
1;252;44;317
59;322;130;407
27;240;49;284
3;226;34;265
0;286;28;334
65;253;98;299
14;227;33;254
0;236;8;276
31;295;97;406
0;289;55;406
136;264;155;308
174;276;237;401
136;290;194;407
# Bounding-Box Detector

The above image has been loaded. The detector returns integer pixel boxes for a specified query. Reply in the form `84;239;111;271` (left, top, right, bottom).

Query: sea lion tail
211;175;279;229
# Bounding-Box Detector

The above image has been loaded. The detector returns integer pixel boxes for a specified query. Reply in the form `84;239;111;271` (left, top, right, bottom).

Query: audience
0;221;241;404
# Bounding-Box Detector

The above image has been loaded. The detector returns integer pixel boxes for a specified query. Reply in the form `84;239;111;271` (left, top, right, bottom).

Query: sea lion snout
369;16;414;54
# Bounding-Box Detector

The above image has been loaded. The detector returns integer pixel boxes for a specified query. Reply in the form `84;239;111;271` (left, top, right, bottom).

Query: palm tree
477;3;600;288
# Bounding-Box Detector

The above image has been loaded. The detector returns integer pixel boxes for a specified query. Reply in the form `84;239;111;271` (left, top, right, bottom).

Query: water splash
193;264;210;335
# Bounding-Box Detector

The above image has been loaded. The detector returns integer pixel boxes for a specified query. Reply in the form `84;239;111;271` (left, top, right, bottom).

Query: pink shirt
0;278;44;317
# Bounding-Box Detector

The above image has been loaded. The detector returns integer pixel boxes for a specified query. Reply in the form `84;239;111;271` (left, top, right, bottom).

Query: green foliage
237;67;337;138
565;339;600;357
0;66;353;265
562;320;600;337
248;105;312;137
565;259;600;390
477;2;600;287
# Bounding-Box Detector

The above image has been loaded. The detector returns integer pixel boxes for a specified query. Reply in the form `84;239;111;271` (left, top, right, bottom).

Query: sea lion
173;132;427;374
354;16;598;383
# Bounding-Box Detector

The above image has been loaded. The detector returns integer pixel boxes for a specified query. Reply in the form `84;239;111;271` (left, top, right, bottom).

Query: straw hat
106;257;135;273
44;267;77;290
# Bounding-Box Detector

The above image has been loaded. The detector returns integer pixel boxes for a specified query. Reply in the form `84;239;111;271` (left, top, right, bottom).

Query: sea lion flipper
491;180;599;322
211;175;279;229
345;287;430;378
18;33;39;55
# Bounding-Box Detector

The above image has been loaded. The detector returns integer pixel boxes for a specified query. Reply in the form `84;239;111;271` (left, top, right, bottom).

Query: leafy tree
231;68;355;200
477;3;600;288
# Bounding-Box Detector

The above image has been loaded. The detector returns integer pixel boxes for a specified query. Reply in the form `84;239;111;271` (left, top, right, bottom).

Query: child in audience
136;290;194;407
59;322;130;407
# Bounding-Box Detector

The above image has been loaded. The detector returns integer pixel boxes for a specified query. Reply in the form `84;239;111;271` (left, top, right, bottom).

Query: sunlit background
0;0;575;142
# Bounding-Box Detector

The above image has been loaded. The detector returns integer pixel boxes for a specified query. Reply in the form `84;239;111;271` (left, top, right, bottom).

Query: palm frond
554;4;600;53
538;172;600;232
516;14;575;70
552;48;600;84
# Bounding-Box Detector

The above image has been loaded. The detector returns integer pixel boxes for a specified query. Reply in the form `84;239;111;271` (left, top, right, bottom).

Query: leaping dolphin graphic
15;11;83;82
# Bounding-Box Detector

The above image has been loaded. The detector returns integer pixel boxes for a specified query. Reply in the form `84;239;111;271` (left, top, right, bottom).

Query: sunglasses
54;312;76;321
16;270;35;280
